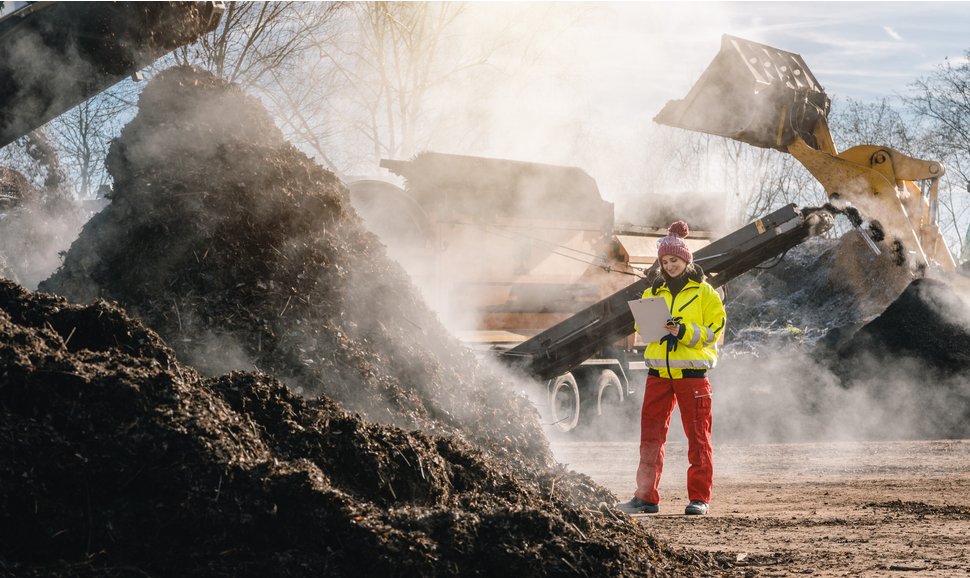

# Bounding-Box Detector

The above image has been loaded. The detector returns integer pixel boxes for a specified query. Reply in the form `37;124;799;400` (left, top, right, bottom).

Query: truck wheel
593;369;624;417
549;373;580;432
579;369;624;429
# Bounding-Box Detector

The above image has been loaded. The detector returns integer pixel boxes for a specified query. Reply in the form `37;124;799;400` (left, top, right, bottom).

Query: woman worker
616;221;726;516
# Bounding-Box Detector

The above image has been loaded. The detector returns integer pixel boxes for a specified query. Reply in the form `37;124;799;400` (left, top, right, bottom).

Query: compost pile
831;277;970;376
0;281;747;577
819;276;970;438
40;66;541;460
723;233;915;353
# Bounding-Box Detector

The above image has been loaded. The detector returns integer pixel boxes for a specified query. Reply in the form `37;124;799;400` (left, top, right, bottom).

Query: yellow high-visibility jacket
641;277;726;379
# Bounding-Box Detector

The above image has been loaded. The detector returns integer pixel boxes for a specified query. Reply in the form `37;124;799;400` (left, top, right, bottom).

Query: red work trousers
634;374;713;504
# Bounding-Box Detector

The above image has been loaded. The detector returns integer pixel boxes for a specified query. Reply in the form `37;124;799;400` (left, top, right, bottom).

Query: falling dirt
723;233;915;355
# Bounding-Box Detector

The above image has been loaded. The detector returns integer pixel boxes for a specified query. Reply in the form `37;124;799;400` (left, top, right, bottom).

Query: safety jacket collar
654;277;703;297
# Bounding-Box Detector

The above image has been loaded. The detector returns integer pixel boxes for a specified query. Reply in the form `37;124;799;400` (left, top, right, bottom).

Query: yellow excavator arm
788;131;952;269
654;34;955;271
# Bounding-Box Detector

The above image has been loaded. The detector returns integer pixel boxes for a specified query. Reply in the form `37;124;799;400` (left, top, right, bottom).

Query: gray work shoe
616;497;659;514
685;500;709;515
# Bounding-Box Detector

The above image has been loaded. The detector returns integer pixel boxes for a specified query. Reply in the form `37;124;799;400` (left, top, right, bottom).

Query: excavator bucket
654;34;831;152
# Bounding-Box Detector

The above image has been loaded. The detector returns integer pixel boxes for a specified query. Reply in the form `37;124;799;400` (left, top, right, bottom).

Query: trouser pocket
695;394;712;416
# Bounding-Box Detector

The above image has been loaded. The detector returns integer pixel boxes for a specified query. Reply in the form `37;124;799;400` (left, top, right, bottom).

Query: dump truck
350;153;835;431
349;153;709;432
0;1;225;149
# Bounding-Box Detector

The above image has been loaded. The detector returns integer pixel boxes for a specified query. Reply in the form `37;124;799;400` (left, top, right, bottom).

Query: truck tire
549;373;580;432
579;369;624;428
593;369;624;417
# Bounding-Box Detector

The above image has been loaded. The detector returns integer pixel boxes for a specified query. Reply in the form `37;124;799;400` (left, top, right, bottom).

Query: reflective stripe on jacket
642;279;726;379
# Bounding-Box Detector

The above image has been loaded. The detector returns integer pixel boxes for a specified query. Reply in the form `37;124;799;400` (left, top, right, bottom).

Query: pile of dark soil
39;66;539;460
723;232;914;353
816;277;970;439
0;280;745;576
830;277;970;378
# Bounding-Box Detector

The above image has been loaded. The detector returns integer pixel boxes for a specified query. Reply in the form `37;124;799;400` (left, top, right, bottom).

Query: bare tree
901;54;970;259
830;97;916;151
307;2;593;174
904;53;970;182
630;122;823;230
166;1;340;91
50;84;135;198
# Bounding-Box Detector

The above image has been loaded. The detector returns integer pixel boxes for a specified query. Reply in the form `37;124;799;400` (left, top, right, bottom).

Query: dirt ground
551;438;970;577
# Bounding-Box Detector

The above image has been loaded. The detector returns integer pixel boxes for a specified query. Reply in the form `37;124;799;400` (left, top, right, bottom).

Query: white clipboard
628;297;671;343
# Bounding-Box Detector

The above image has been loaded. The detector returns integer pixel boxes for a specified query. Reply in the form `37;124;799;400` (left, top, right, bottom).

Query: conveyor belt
497;204;833;380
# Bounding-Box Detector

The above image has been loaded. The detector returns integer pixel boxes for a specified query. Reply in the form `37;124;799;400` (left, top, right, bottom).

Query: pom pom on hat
657;221;693;264
667;221;689;238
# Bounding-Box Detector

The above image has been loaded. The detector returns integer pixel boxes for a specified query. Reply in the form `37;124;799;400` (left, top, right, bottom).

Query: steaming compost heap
12;66;750;576
40;66;538;457
822;276;970;438
832;277;970;377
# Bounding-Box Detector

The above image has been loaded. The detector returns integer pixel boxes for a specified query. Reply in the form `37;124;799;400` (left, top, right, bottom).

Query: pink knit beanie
656;221;693;264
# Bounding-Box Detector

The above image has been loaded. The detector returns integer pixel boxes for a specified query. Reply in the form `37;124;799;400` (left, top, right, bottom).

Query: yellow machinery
654;34;954;271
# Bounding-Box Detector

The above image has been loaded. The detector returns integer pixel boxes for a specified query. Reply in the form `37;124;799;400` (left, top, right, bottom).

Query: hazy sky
590;2;970;127
474;2;970;202
587;2;970;127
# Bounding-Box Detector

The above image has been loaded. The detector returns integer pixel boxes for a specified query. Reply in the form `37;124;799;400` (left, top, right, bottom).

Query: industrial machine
0;1;225;149
654;34;953;272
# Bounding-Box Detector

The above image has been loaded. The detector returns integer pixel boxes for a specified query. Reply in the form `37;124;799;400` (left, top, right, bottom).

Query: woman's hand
664;316;682;336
